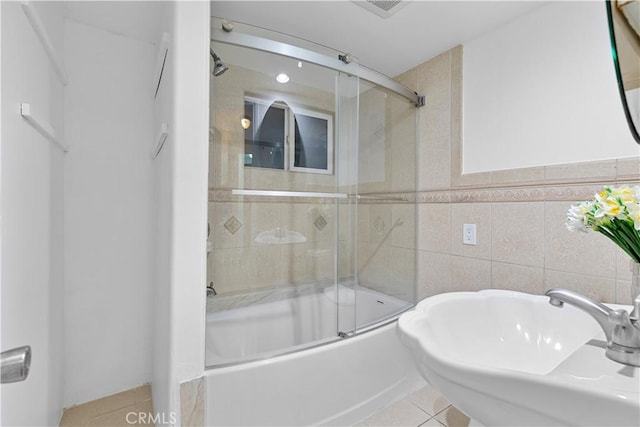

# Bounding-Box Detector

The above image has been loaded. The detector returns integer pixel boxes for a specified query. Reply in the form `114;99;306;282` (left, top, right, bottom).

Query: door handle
1;346;31;383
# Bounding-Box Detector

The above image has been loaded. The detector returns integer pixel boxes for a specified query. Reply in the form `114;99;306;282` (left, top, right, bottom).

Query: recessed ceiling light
276;73;290;83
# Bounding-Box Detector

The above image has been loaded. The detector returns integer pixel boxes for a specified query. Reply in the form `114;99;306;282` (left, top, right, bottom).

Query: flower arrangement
566;185;640;263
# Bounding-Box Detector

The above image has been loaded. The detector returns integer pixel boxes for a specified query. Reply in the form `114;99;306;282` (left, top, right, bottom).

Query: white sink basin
398;290;640;426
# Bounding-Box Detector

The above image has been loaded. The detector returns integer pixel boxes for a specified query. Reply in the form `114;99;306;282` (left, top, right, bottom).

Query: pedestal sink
397;290;640;426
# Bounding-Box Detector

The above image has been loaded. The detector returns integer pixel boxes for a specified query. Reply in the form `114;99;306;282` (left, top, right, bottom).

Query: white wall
169;0;208;387
2;1;208;419
63;17;155;406
151;3;175;422
152;2;209;423
1;1;65;424
463;1;638;173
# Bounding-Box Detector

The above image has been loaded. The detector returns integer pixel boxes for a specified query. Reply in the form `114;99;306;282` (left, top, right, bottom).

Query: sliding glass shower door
206;23;417;367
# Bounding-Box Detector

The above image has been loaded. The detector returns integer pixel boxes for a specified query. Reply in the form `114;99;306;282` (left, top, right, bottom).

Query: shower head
210;48;229;76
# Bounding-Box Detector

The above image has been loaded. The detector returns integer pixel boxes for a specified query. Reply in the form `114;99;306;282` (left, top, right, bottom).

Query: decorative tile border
416;181;640;204
544;184;608;201
449;187;546;203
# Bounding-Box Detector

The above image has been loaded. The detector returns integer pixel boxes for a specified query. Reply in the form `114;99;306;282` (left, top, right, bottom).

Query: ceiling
211;1;548;77
64;1;167;44
64;1;549;79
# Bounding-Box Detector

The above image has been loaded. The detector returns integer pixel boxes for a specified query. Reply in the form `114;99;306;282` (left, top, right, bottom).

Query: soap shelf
153;32;170;98
151;123;168;159
20;103;68;153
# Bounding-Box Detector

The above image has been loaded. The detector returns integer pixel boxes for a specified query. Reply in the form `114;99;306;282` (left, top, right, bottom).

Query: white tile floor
354;384;471;427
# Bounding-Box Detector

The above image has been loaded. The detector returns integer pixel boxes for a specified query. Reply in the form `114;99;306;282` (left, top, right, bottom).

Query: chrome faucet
545;288;640;367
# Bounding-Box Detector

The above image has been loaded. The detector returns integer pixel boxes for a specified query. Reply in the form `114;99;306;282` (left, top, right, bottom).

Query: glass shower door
352;80;418;333
207;40;355;366
335;73;418;337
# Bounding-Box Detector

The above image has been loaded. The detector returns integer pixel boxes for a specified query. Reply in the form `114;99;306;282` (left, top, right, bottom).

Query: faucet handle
609;309;632;326
609;309;640;349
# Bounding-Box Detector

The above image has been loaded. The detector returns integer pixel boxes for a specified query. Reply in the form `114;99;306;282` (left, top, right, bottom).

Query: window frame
243;96;334;175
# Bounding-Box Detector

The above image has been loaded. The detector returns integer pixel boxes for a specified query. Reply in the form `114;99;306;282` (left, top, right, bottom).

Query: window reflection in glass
244;100;286;169
243;97;333;174
294;114;328;170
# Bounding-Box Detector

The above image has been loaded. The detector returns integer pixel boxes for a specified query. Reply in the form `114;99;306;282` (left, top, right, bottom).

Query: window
244;97;333;174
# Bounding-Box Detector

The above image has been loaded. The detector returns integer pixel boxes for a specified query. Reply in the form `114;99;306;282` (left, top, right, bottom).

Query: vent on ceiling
353;0;410;19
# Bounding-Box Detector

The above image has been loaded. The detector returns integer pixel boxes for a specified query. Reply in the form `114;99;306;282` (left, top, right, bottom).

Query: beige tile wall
407;45;640;305
207;196;417;300
207;199;338;294
180;377;204;427
357;202;416;301
358;84;417;194
209;64;418;297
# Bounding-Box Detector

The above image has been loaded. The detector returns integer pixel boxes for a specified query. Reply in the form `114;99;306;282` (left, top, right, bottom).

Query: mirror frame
606;0;640;144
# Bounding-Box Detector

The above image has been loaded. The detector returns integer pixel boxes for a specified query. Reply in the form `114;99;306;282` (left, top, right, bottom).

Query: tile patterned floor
59;383;465;427
354;384;471;427
59;385;154;427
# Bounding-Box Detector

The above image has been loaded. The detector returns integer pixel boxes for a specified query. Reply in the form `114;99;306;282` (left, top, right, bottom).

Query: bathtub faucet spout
207;282;217;297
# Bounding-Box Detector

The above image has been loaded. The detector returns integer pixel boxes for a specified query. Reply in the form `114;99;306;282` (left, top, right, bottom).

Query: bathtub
205;284;424;426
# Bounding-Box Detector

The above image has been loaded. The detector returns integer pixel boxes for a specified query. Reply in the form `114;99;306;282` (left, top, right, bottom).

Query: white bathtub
206;284;410;366
205;285;424;426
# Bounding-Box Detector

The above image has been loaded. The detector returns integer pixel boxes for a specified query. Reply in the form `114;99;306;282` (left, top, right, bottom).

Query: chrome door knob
1;345;31;384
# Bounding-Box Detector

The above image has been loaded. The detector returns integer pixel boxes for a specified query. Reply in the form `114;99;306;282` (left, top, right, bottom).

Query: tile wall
396;46;640;305
208;64;418;298
206;194;417;301
207;196;340;294
180;377;205;426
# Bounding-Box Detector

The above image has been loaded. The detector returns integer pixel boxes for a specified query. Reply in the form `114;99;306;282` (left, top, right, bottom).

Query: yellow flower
627;200;640;231
612;186;636;205
568;185;640;263
594;196;624;219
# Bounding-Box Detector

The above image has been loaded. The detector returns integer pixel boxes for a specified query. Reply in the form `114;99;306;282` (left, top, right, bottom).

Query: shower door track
211;27;423;107
231;189;409;202
231;189;348;199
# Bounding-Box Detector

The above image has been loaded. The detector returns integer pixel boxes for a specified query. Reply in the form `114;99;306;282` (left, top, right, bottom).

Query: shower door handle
1;345;31;384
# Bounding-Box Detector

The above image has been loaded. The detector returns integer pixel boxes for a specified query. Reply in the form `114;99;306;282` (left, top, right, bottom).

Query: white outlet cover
463;223;477;245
